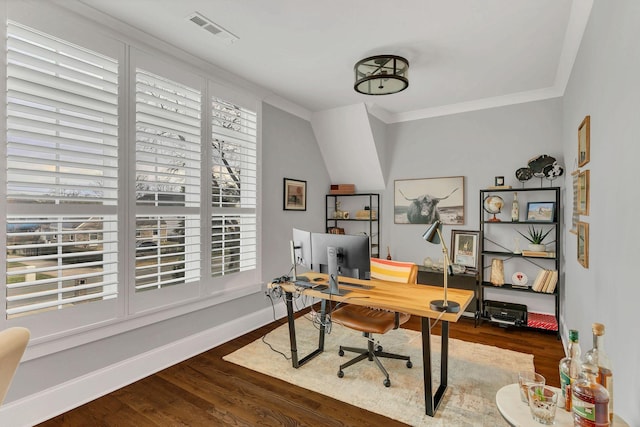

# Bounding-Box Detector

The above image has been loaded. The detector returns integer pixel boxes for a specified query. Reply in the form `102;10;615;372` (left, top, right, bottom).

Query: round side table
495;383;628;427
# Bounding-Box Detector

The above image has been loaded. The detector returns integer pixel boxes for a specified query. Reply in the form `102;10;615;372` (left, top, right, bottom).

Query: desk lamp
422;220;460;313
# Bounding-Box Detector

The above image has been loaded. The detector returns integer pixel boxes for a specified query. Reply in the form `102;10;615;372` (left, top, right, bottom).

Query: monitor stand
320;246;350;296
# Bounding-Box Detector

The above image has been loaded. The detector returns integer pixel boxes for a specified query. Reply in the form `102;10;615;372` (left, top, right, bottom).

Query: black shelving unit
479;187;561;334
325;193;380;258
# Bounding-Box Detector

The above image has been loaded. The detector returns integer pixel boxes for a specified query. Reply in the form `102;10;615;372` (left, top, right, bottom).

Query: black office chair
331;258;416;387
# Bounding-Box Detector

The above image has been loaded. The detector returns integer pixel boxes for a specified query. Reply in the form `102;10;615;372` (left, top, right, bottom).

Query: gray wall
561;1;639;423
9;293;265;400
261;103;331;281
384;98;563;265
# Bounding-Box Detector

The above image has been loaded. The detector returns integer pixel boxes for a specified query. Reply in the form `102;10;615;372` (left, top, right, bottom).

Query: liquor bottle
584;323;613;422
572;363;610;426
511;192;519;222
559;329;581;411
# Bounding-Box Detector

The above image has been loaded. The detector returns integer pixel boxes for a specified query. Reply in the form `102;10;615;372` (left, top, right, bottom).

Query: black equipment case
484;300;527;327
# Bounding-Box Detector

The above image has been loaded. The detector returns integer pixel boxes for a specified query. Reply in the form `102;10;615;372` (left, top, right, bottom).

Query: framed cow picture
394;176;464;224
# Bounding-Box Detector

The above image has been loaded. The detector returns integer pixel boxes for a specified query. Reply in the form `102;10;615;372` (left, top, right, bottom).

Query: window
5;22;119;318
211;97;257;277
4;19;260;325
135;69;202;291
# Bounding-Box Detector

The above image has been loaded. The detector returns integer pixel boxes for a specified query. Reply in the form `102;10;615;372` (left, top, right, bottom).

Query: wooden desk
417;266;479;317
271;272;473;417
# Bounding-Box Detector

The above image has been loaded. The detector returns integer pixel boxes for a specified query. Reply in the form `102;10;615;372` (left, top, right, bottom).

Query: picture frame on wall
577;169;590;215
283;178;306;211
570;170;580;234
393;176;464;224
578;115;590;167
577;221;589;268
526;202;555;222
450;230;480;273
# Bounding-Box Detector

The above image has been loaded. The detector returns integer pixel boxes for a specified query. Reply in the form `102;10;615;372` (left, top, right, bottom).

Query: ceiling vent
186;12;239;44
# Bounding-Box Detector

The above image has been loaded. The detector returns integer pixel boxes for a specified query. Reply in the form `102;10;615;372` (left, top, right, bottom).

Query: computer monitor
310;232;371;280
292;228;312;269
291;228;312;281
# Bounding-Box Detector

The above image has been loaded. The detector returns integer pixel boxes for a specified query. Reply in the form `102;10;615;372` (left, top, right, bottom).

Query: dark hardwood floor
38;312;564;427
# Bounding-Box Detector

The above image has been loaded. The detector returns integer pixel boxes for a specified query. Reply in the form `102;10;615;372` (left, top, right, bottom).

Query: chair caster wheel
375;345;383;352
338;349;344;356
338;370;344;378
383;378;391;387
406;360;413;368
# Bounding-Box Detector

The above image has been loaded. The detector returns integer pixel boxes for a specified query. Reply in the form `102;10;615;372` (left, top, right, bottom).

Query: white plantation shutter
6;22;118;204
5;22;119;318
136;69;201;208
211;97;257;276
6;216;119;318
135;69;201;291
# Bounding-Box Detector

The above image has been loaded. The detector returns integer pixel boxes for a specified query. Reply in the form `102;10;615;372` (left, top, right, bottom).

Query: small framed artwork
450;230;480;273
283;178;306;211
394;176;464;224
577;169;590;215
578;115;590;167
577;221;589;268
494;176;505;186
526;202;555;222
570;170;580;234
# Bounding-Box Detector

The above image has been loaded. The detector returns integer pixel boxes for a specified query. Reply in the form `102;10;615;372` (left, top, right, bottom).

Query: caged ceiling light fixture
354;55;409;95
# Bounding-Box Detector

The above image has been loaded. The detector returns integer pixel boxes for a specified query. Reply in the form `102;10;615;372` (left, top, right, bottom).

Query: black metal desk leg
421;317;434;415
285;292;299;368
317;299;327;350
285;291;326;369
421;317;450;416
440;320;449;389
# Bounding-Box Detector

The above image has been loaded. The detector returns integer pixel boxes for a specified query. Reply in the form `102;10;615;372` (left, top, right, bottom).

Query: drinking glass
528;385;558;425
518;371;545;403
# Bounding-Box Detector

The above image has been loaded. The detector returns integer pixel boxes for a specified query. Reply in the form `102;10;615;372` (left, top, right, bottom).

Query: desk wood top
272;272;473;322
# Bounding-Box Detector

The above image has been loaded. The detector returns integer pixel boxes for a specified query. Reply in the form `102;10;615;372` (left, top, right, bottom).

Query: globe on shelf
515;167;533;187
483;195;504;222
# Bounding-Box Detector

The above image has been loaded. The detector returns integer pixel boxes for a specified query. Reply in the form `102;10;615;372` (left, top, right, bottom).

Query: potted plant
517;225;552;252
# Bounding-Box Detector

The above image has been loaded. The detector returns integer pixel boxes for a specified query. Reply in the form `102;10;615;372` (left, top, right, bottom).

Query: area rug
223;316;533;426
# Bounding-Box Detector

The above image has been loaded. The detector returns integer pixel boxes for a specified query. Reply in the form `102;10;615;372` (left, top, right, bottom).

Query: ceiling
72;0;591;122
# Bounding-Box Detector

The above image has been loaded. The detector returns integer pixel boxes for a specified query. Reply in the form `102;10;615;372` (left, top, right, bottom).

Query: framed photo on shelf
283;178;307;211
393;176;464;225
578;115;590;167
526;202;555;222
577;221;589;268
450;230;480;273
577;169;590;215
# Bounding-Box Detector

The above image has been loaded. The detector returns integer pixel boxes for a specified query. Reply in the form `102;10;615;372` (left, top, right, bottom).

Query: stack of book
355;209;376;220
521;250;556;258
329;184;355;194
531;269;558;293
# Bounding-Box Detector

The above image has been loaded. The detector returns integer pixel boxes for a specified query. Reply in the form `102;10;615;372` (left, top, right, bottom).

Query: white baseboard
0;303;288;427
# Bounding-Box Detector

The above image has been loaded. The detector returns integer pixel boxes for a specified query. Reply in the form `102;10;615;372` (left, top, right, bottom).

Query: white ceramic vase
528;243;546;252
